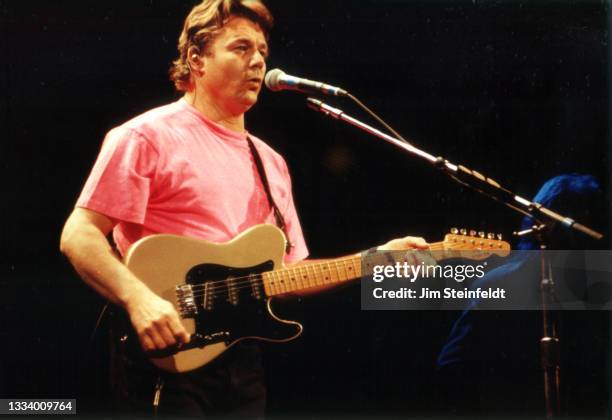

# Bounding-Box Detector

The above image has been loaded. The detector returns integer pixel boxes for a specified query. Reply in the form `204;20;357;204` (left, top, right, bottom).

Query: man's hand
61;208;191;353
125;289;191;352
376;235;436;273
378;236;429;251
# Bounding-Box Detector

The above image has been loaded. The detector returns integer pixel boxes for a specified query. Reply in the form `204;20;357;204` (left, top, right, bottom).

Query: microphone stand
306;97;603;419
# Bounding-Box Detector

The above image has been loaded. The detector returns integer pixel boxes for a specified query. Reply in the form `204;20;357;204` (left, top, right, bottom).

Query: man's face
198;16;268;116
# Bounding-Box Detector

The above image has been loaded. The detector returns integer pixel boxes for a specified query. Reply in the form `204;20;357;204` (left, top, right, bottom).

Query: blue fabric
438;173;602;368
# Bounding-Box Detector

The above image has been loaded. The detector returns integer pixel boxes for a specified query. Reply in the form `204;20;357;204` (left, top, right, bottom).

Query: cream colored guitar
123;224;510;372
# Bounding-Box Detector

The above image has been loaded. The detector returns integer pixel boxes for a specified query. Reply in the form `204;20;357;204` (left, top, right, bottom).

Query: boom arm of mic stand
306;98;455;169
306;97;603;241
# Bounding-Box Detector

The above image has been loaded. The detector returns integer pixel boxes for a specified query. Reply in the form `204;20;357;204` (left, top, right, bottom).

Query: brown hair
169;0;273;92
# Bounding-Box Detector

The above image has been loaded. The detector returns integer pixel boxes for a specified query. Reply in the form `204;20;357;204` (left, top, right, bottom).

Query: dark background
1;0;611;418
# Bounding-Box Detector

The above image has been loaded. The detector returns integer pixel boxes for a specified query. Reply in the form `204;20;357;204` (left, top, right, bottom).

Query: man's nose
250;50;265;68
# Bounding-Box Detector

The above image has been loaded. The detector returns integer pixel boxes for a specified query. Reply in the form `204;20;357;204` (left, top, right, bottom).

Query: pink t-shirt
76;99;308;263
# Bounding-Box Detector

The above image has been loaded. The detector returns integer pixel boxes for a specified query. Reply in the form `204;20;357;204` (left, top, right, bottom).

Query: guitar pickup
176;284;198;317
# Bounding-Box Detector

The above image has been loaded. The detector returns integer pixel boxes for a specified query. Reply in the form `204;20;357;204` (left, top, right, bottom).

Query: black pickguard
181;261;299;346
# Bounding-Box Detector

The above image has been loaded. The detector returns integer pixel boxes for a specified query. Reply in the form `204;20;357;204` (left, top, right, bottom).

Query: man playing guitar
60;0;428;416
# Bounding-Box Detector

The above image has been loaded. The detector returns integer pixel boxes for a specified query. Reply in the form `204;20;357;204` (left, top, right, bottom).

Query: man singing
60;0;427;416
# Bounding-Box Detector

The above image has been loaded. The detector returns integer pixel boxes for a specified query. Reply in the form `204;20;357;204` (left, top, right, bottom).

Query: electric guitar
122;224;510;372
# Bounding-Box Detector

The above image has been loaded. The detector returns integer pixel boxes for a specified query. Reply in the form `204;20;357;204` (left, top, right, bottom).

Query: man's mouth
246;78;263;91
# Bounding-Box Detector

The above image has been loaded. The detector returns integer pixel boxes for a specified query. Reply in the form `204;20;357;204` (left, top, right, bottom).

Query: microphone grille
265;68;285;91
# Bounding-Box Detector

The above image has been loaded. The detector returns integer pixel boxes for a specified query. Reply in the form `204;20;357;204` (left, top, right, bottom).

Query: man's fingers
404;236;428;249
168;315;191;343
158;324;178;347
145;327;168;350
129;293;191;351
380;236;429;251
140;334;156;352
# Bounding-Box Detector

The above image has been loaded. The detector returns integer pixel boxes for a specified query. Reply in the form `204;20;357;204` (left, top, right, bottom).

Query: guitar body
124;224;302;372
120;223;509;373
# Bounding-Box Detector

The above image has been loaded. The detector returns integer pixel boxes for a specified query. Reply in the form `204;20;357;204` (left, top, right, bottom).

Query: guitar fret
280;270;295;292
312;264;321;285
323;264;332;284
307;264;317;287
313;264;322;286
298;267;306;291
347;257;359;279
347;258;356;281
281;269;290;293
298;266;310;288
285;267;293;292
320;263;330;284
268;272;276;296
275;271;283;295
315;263;323;286
288;268;298;293
262;272;272;296
326;261;336;283
275;269;284;294
274;270;281;293
275;270;285;294
341;259;349;282
286;267;298;292
292;269;300;291
331;261;341;283
323;263;332;284
301;265;310;287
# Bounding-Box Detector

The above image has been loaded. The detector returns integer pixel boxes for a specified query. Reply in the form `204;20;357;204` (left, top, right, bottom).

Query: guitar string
183;258;364;298
183;277;349;300
180;243;499;296
182;254;433;300
184;257;363;291
181;242;456;292
180;241;490;293
177;244;502;300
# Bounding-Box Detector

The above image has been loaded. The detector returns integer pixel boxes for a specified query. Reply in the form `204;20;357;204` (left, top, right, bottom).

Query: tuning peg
460;228;467;235
487;233;494;239
497;233;503;240
469;230;476;237
450;227;458;234
478;231;485;238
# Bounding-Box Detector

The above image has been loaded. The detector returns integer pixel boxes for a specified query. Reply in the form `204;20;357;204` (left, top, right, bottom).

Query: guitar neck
262;241;454;297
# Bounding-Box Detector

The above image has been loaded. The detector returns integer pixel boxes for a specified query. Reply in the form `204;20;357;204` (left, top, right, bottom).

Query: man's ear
188;46;204;75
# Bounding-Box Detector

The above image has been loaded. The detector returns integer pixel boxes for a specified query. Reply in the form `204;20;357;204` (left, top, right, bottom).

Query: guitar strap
246;135;294;254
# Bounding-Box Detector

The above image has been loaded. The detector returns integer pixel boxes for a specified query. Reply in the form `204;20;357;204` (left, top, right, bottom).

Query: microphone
265;68;348;97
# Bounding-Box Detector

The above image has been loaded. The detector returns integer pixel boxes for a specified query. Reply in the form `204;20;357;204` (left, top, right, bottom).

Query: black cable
347;93;415;147
89;303;109;344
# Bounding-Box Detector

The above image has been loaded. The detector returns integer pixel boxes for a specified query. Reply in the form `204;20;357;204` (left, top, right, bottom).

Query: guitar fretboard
261;237;507;297
262;256;362;296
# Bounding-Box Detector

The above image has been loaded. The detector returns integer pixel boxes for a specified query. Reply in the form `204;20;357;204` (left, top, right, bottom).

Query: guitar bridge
176;284;198;318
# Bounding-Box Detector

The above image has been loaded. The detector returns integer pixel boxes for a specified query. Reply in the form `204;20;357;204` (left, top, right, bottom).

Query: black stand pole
306;97;604;418
535;229;561;419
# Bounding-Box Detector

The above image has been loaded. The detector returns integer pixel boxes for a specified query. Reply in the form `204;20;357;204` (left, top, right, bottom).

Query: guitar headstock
442;227;511;260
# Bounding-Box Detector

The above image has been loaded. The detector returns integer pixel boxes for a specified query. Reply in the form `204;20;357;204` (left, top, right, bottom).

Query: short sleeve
76;127;159;224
